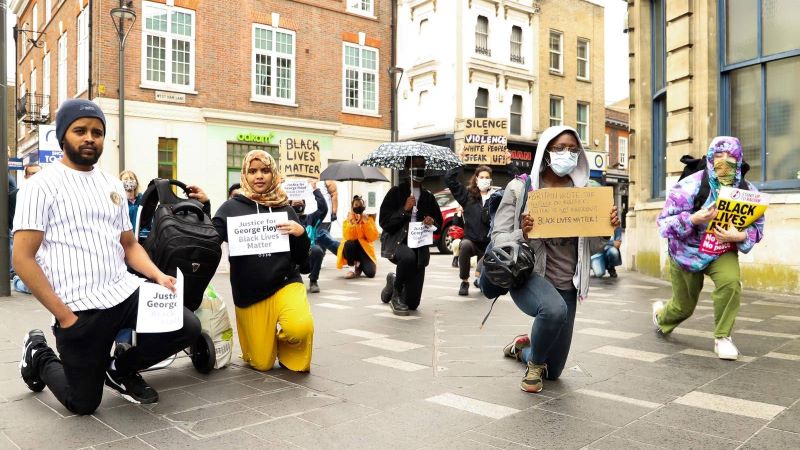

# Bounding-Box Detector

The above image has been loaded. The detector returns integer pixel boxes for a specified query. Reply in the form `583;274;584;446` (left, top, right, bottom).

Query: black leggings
459;239;487;280
392;244;426;310
343;240;376;278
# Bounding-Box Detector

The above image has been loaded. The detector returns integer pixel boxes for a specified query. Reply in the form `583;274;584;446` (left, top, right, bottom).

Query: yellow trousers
234;282;314;372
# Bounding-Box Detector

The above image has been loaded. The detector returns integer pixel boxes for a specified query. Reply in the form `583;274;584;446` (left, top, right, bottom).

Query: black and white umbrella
360;141;462;171
320;160;389;183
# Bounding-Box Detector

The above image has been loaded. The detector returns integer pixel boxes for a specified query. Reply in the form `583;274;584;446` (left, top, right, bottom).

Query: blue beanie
55;99;106;149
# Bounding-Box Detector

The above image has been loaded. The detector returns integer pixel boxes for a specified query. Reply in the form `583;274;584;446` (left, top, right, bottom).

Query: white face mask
549;151;579;177
122;180;137;192
477;178;492;192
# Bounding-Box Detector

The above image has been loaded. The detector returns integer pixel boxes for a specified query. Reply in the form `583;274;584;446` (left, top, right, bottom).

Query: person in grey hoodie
492;125;619;393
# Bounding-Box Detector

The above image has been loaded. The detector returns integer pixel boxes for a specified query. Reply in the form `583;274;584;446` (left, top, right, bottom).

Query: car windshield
435;192;454;207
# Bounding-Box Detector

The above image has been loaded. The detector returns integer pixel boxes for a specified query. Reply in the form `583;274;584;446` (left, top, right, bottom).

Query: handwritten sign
280;138;321;180
227;212;290;256
462;118;509;165
137;269;184;333
407;222;434;249
283;179;310;201
527;187;614;238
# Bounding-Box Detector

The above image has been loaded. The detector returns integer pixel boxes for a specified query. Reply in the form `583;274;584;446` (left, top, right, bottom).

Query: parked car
434;189;459;254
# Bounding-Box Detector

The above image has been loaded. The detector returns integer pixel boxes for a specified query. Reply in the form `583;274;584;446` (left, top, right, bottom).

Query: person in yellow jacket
337;195;379;279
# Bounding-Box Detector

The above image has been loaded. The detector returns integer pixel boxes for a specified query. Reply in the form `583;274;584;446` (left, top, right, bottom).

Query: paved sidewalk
1;255;800;449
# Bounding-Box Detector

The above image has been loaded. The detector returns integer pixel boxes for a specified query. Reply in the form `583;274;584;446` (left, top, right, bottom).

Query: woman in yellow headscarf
212;150;314;372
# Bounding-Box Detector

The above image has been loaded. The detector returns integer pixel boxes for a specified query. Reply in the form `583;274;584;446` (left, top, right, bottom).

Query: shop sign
237;132;275;144
586;151;607;171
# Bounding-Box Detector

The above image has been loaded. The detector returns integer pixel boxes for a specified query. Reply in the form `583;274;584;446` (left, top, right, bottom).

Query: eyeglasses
547;146;581;154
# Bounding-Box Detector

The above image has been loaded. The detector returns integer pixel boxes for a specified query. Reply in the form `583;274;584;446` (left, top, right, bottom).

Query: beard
63;140;103;166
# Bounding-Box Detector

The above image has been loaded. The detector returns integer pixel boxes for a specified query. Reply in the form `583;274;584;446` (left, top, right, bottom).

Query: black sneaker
389;290;409;316
451;256;458;268
381;273;395;304
309;281;320;293
20;330;47;392
458;281;469;296
608;267;618;278
105;368;159;404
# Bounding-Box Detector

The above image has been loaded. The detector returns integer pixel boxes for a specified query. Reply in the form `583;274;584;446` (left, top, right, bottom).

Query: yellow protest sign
700;187;769;255
280;138;321;180
462;118;509;165
527;187;614;238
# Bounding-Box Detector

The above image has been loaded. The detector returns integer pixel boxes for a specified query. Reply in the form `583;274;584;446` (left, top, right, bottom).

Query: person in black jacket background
212;150;314;372
292;181;340;294
379;157;443;315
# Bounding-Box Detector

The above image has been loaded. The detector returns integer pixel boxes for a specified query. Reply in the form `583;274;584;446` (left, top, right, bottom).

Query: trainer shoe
458;281;469;296
503;334;530;362
105;368;159;404
309;281;320;293
389;289;409;316
520;362;547;393
652;301;665;332
20;329;47;392
608;267;618;278
381;273;395;304
714;336;739;361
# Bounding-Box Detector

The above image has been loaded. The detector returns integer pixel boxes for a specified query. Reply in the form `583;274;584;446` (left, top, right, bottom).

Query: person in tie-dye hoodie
652;136;765;361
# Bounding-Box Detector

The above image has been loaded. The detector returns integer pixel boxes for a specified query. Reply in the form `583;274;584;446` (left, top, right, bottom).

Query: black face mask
410;168;425;182
292;204;305;215
352;206;366;214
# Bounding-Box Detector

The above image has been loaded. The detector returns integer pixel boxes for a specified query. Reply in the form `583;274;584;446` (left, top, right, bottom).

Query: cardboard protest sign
137;269;184;333
280;138;321;180
700;187;769;255
527;187;614;239
283;179;310;201
227;212;291;256
462;118;509;165
407;222;434;249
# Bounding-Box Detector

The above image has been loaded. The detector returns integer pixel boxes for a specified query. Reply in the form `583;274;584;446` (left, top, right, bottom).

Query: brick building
11;0;392;209
604;98;629;227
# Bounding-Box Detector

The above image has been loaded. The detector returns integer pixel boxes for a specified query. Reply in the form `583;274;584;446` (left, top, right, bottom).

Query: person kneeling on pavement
16;100;201;414
337;195;379;279
590;227;622;278
291;181;340;294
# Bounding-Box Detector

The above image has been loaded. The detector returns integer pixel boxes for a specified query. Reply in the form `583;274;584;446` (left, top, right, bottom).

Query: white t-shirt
411;187;422;222
13;162;144;311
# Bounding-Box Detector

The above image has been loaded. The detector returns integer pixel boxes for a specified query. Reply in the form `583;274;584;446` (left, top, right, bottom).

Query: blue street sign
8;158;24;170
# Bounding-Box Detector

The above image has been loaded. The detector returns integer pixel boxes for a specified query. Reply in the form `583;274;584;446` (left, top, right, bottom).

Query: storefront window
226;142;279;189
157;138;178;180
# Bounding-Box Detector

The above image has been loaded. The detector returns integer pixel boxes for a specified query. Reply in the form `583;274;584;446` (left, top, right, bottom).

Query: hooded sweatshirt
491;125;607;300
656;136;764;272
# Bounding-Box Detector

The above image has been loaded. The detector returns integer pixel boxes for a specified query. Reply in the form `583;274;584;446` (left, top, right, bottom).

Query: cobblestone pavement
1;254;799;449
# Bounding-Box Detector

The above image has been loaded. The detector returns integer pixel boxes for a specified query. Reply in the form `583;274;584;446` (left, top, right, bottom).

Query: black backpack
678;155;750;212
138;179;223;311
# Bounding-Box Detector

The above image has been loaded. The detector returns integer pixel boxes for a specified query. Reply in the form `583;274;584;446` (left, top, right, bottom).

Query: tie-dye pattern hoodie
656;136;765;272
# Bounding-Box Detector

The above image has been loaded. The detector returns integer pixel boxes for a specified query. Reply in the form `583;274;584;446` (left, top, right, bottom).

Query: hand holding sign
691;207;717;226
277;220;305;237
610;206;620;228
714;218;746;243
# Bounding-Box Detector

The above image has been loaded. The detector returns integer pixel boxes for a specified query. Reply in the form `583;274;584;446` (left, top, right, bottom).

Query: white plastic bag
195;285;233;369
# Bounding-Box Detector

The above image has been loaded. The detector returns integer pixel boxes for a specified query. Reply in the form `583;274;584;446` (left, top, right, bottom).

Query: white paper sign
137;269;184;333
283;179;310;201
227;212;290;256
407;222;434;249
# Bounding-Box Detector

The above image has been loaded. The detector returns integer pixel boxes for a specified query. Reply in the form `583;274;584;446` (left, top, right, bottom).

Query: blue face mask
549;151;579;177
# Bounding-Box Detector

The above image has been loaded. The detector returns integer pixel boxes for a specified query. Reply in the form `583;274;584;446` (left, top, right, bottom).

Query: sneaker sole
503;335;530;359
520;383;543;393
104;373;158;405
19;332;45;392
652;301;664;330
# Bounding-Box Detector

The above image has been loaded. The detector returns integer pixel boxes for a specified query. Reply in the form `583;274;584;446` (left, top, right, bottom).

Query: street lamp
387;66;404;143
110;1;136;172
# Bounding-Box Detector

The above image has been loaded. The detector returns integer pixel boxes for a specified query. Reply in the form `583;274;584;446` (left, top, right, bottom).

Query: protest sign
227;212;290;256
280;138;321;180
527;187;614;238
283;179;310;201
407;222;434;249
700;187;769;255
462;118;509;165
137;269;184;333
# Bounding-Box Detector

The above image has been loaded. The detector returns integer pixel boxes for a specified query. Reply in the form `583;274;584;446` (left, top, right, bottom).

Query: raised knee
69;397;102;415
283;316;315;343
310;246;324;257
542;301;568;323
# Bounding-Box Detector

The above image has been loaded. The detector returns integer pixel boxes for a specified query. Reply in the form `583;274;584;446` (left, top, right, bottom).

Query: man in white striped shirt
14;99;201;414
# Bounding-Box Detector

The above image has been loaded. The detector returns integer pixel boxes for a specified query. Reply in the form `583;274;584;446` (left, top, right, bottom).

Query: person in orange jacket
337;195;379;279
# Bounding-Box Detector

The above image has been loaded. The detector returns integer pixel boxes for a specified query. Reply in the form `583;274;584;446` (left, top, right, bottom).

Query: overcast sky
6;1;629;104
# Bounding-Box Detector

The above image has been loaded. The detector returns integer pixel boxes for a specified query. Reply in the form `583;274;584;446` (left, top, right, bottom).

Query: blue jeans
308;229;340;282
590;246;622;277
316;228;340;256
510;274;577;380
12;275;31;294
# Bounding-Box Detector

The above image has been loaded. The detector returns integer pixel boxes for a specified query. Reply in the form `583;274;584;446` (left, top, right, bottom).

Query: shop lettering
510;151;531;161
237;132;275;143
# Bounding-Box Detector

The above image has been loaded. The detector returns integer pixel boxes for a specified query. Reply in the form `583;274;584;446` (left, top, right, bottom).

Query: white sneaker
714;337;739;360
651;301;664;330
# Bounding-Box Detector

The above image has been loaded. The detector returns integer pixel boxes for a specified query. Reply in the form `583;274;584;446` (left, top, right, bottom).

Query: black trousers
458;239;488;280
392;244;426;310
35;289;201;415
342;240;376;278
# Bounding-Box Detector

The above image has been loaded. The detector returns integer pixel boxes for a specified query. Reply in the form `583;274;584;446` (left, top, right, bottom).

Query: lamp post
387;67;404;143
110;1;136;172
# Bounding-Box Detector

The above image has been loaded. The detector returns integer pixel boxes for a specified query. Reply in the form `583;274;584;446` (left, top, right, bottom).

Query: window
22;23;29;53
252;25;295;104
417;90;431;125
576;102;589;144
577;38;590;79
19;82;26;136
510;95;522;135
57;32;67;107
77;7;89;94
549;96;563;126
32;4;38;32
157;138;178;180
721;0;800;189
343;43;379;114
651;0;667;196
618;136;628;169
549;30;563;73
475;88;489;118
347;0;374;16
510;26;524;64
142;2;196;91
42;53;50;116
475;16;490;56
45;0;51;24
418;18;430;59
227;142;279;188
